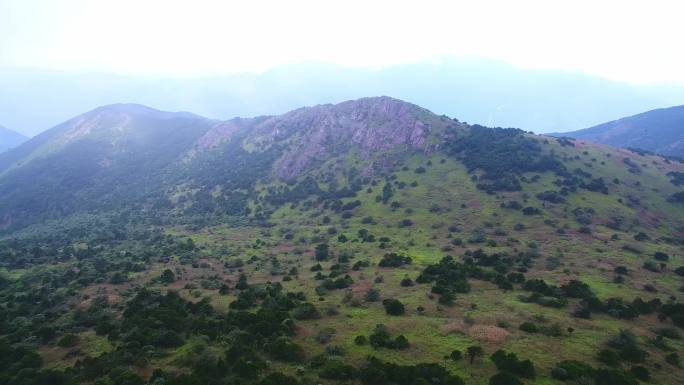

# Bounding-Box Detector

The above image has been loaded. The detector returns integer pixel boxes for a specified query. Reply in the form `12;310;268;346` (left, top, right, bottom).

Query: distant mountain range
0;125;26;153
555;105;684;157
2;57;684;137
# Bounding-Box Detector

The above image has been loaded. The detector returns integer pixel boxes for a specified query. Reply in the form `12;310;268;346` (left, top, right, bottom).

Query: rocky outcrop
249;97;437;179
195;119;243;150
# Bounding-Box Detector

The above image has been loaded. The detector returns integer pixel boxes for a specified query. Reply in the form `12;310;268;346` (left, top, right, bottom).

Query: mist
3;57;684;137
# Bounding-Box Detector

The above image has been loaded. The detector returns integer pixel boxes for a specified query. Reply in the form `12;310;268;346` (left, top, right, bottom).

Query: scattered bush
378;253;412;267
382;299;405;315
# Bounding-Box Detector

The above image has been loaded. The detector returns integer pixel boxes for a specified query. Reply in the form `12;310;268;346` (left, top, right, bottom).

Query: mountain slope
1;97;684;385
0;103;215;227
555;105;684;157
0;97;454;228
0;125;26;153
196;96;448;179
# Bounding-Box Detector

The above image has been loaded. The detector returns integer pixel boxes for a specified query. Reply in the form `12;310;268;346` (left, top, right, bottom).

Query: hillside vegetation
1;97;684;385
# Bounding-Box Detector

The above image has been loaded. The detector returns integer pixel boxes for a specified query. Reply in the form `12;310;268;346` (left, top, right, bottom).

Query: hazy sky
1;0;683;84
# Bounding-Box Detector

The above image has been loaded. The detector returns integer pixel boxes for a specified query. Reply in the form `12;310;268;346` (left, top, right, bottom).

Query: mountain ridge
0;103;214;173
1;96;682;233
553;104;684;157
0;125;27;153
4;59;684;136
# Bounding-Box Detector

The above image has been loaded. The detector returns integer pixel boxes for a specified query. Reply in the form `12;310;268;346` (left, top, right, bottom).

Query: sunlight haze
1;0;683;83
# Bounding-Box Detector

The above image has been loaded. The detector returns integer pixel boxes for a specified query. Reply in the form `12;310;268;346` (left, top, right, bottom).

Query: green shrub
57;334;79;348
519;322;538;333
382;299;405;315
489;372;522;385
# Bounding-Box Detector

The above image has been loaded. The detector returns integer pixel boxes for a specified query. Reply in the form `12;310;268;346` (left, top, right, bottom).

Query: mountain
3;57;684;137
555;105;684;157
0;103;215;227
0;125;26;153
0;97;453;229
2;97;684;385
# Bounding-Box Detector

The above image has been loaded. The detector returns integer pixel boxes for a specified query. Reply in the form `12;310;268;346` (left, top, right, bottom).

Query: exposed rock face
266;96;429;147
195;119;243;150
265;97;435;179
196;96;438;179
271;97;438;179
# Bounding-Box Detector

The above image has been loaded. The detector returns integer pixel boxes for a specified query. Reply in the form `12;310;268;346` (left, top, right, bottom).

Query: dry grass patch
441;319;509;343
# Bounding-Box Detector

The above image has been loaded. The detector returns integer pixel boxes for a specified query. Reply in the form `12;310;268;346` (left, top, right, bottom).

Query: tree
629;366;650;381
675;266;684;277
219;283;230;295
597;349;620;366
393;335;410;349
467;345;484;364
259;373;300;385
519;322;538;333
160;269;176;285
439;290;455;306
319;361;355;380
265;337;304;362
57;334;79;347
235;273;249;290
450;350;463;361
552;360;595;381
110;272;128;284
594;369;638;385
368;325;410;350
654;251;670;261
666;352;681;367
489;372;522;385
522;206;541;215
292;302;321;320
364;288;381;302
490;350;536;378
382;299;405;315
315;243;330;261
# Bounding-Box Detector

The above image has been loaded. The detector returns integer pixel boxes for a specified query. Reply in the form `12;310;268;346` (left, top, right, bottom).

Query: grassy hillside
1;98;684;385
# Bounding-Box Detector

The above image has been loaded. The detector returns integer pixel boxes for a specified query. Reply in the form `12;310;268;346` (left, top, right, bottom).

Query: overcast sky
1;0;683;84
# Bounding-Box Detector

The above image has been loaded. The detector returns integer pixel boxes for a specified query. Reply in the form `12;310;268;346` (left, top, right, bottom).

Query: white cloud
1;0;683;83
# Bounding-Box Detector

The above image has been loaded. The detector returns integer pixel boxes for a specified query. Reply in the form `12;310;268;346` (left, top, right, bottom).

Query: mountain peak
48;103;210;143
253;96;450;179
286;96;430;119
331;95;422;109
0;104;213;173
191;96;452;180
87;103;207;120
